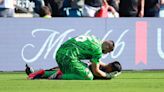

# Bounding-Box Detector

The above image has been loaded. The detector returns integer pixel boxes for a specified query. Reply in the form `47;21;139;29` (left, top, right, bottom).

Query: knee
85;72;94;80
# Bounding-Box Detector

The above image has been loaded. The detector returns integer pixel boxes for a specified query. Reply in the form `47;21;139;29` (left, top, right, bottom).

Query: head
103;61;122;73
102;40;115;54
40;6;52;17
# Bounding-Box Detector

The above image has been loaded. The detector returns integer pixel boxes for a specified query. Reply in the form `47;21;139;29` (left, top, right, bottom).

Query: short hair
40;6;51;17
103;40;115;51
109;61;122;72
110;40;115;47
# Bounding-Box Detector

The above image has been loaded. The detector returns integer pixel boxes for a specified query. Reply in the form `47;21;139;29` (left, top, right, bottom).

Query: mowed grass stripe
0;71;164;92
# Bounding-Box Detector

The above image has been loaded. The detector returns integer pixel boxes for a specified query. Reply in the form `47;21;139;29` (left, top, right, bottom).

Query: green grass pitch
0;71;164;92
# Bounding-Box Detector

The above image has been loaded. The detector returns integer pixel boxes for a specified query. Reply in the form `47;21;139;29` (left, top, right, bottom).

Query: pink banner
135;21;148;64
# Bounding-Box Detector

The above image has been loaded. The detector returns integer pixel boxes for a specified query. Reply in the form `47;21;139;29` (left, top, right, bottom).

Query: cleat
25;64;34;75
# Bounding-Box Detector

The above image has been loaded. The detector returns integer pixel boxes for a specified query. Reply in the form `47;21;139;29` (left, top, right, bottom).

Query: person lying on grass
25;61;122;80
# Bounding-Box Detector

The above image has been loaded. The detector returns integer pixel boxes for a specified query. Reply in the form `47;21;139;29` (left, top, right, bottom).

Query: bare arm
99;61;107;67
138;0;145;17
91;62;107;78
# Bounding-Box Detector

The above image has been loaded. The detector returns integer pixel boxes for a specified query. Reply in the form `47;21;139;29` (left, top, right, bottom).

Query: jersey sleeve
90;47;102;64
90;54;102;64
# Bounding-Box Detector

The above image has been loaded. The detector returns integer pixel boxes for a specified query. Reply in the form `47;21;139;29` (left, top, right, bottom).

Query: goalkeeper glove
106;71;121;79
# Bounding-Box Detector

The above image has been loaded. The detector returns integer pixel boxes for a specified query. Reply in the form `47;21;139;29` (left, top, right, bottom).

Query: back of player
56;35;102;80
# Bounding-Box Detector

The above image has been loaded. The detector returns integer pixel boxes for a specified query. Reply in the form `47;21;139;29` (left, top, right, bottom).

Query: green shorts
56;50;93;80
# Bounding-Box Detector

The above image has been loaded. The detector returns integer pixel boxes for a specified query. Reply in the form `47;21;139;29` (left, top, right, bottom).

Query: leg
28;69;45;79
28;69;61;79
58;59;94;80
42;70;58;78
56;47;93;80
26;65;61;79
61;69;93;80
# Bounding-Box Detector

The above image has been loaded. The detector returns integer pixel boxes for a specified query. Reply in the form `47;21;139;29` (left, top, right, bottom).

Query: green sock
42;70;58;78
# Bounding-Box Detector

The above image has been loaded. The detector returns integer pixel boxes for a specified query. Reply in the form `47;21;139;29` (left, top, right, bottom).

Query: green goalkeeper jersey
56;35;103;64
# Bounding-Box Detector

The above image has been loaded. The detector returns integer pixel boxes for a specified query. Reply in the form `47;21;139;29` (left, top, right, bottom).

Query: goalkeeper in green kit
27;34;120;80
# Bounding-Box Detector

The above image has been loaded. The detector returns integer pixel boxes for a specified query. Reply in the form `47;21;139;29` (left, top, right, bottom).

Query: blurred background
0;0;164;71
0;0;164;18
